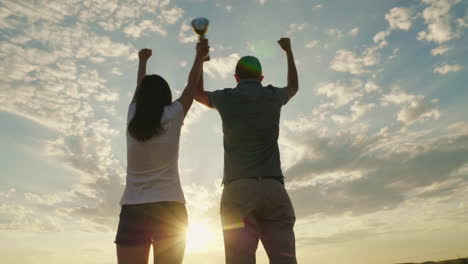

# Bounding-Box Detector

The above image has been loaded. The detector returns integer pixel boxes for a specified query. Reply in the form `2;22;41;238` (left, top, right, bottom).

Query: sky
0;0;468;263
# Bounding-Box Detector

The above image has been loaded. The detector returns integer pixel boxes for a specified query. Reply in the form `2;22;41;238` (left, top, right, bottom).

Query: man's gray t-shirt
208;80;289;183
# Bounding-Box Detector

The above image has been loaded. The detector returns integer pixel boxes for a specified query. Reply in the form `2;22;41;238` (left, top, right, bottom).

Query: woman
115;39;209;264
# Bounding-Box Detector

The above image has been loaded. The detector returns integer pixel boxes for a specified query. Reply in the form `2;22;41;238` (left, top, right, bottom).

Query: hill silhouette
398;258;468;264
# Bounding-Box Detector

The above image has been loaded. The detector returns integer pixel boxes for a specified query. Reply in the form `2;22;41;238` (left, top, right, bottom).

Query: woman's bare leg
153;236;186;264
117;244;151;264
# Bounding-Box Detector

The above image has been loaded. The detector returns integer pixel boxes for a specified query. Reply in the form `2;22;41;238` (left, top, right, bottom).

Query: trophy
191;17;210;61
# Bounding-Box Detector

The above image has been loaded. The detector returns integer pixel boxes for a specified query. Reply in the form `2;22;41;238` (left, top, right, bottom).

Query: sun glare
185;220;217;252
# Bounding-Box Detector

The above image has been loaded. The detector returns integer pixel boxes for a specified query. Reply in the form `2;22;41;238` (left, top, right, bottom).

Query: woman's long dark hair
128;75;172;141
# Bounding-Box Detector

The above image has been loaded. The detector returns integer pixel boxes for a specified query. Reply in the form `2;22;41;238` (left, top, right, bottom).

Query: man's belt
224;176;284;185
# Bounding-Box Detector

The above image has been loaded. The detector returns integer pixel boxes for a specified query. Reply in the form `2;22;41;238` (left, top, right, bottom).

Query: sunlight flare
185;220;217;252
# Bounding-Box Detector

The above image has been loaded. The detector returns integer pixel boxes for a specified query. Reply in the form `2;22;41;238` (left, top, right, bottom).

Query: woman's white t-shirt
120;101;186;205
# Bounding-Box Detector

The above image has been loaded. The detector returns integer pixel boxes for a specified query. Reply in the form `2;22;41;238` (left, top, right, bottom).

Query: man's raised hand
138;48;152;62
196;38;209;59
277;38;292;53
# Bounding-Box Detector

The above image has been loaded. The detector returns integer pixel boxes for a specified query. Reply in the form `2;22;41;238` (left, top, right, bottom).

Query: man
195;37;298;264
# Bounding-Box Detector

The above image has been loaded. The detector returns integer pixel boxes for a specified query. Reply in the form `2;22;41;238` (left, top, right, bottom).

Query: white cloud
24;192;62;205
111;67;123;76
179;60;188;67
381;86;418;106
316;79;363;107
157;6;184;24
397;99;441;125
123;20;167;39
159;0;172;8
225;5;233;12
457;14;468;29
330;47;380;75
259;0;268;5
417;0;462;43
325;28;343;39
364;81;381;93
385;7;413;31
178;20;198;43
287;23;307;36
305;40;319;48
331;101;375;125
312;4;323;10
433;63;463;74
431;46;451;56
182;102;209;132
182;184;219;213
381;87;441;125
204;53;240;80
0;12;133;231
373;31;389;47
0;190;65;232
348;27;360;37
282;118;468;217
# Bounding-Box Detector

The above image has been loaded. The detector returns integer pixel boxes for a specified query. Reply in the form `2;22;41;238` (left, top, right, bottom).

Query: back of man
195;38;298;264
209;82;288;183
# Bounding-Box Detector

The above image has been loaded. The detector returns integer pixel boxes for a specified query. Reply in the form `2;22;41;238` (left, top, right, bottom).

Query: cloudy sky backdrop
1;0;468;263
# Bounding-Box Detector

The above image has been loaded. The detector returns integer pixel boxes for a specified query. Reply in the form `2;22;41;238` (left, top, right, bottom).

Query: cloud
364;81;381;93
68;173;124;230
372;7;413;50
179;60;188;67
183;184;219;213
157;6;184;24
305;40;319;48
283;121;468;218
316;79;364;108
287;23;307;36
373;31;389;47
178;20;198;43
24;192;63;206
0;9;135;231
417;0;462;43
259;0;268;5
325;28;343;39
348;27;360;37
123;20;167;39
0;0;180;36
381;87;441;125
330;47;380;75
0;189;65;232
203;53;240;80
457;14;468;29
182;103;209;133
431;45;451;56
111;67;123;76
330;101;375;125
397;99;441;125
312;4;323;10
433;63;463;74
385;7;413;31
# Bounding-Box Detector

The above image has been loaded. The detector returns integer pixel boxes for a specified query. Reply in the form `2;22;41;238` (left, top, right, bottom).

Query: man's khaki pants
220;178;297;264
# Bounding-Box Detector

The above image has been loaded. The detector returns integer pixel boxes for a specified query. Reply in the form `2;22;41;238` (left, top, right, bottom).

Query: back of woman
123;100;185;205
115;39;209;264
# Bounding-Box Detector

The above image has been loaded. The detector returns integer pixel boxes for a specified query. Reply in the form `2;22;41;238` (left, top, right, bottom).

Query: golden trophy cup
191;17;210;61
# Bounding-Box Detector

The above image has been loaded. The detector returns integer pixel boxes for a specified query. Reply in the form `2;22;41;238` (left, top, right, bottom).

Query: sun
185;220;217;252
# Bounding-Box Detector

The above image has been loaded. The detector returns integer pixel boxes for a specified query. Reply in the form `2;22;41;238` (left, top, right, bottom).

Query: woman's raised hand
138;48;152;62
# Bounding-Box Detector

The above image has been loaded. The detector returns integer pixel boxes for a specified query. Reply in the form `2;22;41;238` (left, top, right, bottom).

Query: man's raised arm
177;39;209;114
194;58;213;108
278;38;298;100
